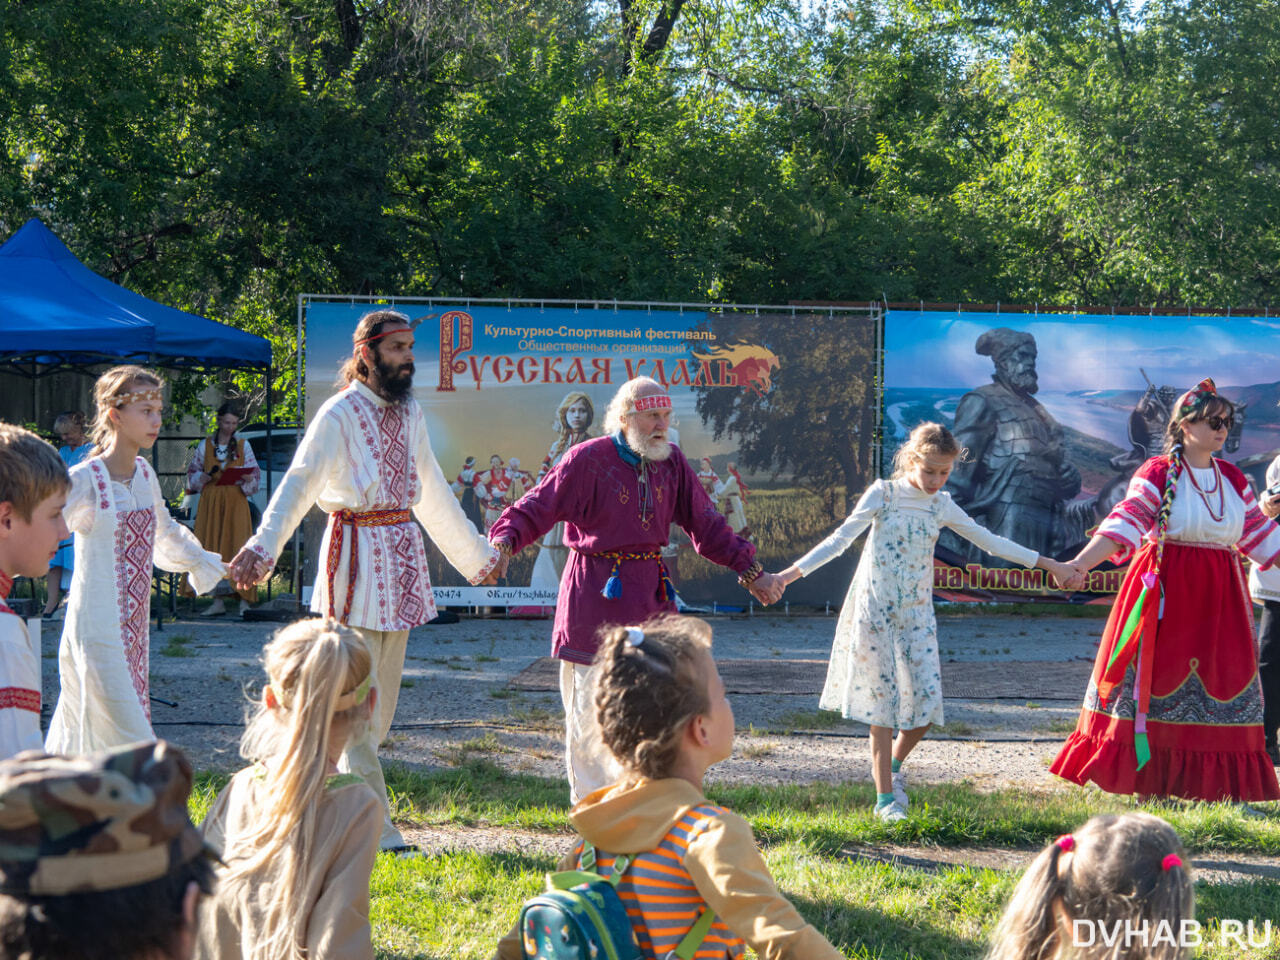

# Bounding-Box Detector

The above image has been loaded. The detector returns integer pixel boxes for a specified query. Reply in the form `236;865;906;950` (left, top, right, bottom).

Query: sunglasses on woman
1201;415;1234;431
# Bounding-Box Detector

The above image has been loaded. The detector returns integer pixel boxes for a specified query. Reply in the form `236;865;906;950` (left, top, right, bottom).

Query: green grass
158;634;197;658
366;840;1280;959
192;764;1280;959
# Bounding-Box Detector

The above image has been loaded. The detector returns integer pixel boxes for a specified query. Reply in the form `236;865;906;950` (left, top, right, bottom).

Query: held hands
228;547;271;591
746;571;785;606
1041;558;1085;592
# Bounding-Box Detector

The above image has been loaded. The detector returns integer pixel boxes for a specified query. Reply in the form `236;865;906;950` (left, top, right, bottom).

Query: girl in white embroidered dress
46;366;225;754
771;423;1081;822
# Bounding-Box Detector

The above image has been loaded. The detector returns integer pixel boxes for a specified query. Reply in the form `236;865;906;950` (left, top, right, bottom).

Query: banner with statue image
883;309;1280;600
303;298;880;606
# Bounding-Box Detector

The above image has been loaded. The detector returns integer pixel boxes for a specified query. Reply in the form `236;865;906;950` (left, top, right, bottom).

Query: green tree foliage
2;0;1277;418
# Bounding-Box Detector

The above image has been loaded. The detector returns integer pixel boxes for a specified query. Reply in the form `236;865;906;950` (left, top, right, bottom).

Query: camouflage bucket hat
0;740;212;896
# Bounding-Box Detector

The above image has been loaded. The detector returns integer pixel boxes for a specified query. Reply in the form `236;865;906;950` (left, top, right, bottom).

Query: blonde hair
0;423;71;521
219;619;375;960
891;422;965;479
549;391;595;461
603;377;664;435
593;616;713;781
88;365;164;454
987;813;1193;960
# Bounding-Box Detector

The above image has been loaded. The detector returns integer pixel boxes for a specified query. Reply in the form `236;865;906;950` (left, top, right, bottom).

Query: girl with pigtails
986;812;1194;960
1052;378;1280;804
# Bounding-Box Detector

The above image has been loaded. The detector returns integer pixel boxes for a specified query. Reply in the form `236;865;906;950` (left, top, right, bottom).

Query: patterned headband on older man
1174;377;1219;421
633;393;672;412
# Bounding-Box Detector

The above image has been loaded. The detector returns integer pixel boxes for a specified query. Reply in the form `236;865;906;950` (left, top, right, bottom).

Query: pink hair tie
1055;834;1075;852
1162;854;1183;871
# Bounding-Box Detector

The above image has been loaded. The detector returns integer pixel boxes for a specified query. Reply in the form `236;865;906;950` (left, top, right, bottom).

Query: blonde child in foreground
46;365;225;753
987;812;1193;960
0;423;70;758
773;423;1081;821
495;615;848;960
195;618;381;960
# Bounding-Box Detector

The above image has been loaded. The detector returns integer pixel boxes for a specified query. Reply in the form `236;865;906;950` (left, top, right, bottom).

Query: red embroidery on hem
0;687;40;713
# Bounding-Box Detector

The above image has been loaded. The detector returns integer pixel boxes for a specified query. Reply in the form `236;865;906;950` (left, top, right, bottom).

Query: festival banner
303;299;880;606
883;309;1280;600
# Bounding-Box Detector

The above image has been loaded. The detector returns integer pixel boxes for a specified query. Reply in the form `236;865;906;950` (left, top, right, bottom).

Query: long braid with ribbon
1153;442;1183;574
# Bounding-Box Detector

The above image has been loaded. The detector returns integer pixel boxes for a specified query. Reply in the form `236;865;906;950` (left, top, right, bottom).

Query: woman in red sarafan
1052;378;1280;803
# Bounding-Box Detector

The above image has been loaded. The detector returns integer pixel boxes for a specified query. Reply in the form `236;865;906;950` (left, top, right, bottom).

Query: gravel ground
34;609;1102;790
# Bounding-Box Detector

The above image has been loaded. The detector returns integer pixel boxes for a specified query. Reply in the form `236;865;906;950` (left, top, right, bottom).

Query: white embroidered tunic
46;457;225;754
0;588;43;760
244;382;499;631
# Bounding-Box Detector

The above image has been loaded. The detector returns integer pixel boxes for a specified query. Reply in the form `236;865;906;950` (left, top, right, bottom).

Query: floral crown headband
109;387;163;408
1174;377;1218;422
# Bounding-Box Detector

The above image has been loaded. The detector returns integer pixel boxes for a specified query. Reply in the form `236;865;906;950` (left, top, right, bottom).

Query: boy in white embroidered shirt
0;423;71;758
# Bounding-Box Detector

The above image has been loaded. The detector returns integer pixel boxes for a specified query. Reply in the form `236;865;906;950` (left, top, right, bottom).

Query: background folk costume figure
473;454;512;531
197;620;381;960
1248;450;1280;766
696;457;720;503
1052;379;1280;803
230;310;502;850
718;462;751;538
487;377;781;802
47;368;224;755
185;402;261;615
0;423;70;759
530;391;595;589
44;410;91;618
451;456;485;531
773;423;1077;822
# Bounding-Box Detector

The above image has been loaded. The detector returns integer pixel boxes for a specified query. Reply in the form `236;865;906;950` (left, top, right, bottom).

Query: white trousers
342;627;410;848
560;660;621;803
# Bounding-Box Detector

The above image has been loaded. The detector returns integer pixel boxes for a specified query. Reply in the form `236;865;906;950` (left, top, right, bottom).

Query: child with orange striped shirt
493;615;846;960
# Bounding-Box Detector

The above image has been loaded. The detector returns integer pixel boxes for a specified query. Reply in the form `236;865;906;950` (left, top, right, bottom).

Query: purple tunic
488;436;756;663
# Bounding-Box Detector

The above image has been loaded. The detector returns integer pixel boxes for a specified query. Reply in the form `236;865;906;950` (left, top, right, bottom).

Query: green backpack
518;840;714;960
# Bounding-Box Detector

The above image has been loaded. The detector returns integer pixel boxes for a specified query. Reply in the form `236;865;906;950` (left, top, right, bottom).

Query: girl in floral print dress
774;423;1079;821
46;366;224;754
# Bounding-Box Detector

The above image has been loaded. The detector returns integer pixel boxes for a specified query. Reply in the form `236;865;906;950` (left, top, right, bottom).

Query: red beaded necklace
1184;458;1225;523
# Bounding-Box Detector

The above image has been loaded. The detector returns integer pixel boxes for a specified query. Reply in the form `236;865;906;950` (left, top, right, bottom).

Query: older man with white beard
488;377;780;799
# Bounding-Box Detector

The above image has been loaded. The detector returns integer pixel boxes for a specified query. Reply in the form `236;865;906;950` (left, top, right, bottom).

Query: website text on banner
303;300;879;607
883;309;1280;601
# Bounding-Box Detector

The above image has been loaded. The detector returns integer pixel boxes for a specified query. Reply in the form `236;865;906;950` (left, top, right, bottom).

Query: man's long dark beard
372;357;415;402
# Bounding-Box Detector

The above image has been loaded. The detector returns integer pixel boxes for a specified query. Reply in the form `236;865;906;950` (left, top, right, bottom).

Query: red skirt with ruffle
1050;540;1280;802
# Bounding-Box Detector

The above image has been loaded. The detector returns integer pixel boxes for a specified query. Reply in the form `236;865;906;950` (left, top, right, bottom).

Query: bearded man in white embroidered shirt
230;309;503;851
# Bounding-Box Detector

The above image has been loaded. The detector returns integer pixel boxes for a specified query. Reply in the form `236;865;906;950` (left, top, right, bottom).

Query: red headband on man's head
634;394;672;412
357;324;413;347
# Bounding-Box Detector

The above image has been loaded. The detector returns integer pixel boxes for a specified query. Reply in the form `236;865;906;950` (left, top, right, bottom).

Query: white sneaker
891;770;909;810
875;800;908;823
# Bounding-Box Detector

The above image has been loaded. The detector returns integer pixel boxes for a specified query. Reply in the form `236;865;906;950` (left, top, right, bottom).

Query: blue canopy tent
0;218;270;371
0;218;287;617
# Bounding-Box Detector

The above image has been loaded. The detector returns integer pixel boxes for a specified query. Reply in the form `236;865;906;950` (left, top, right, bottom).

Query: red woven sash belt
326;508;411;623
